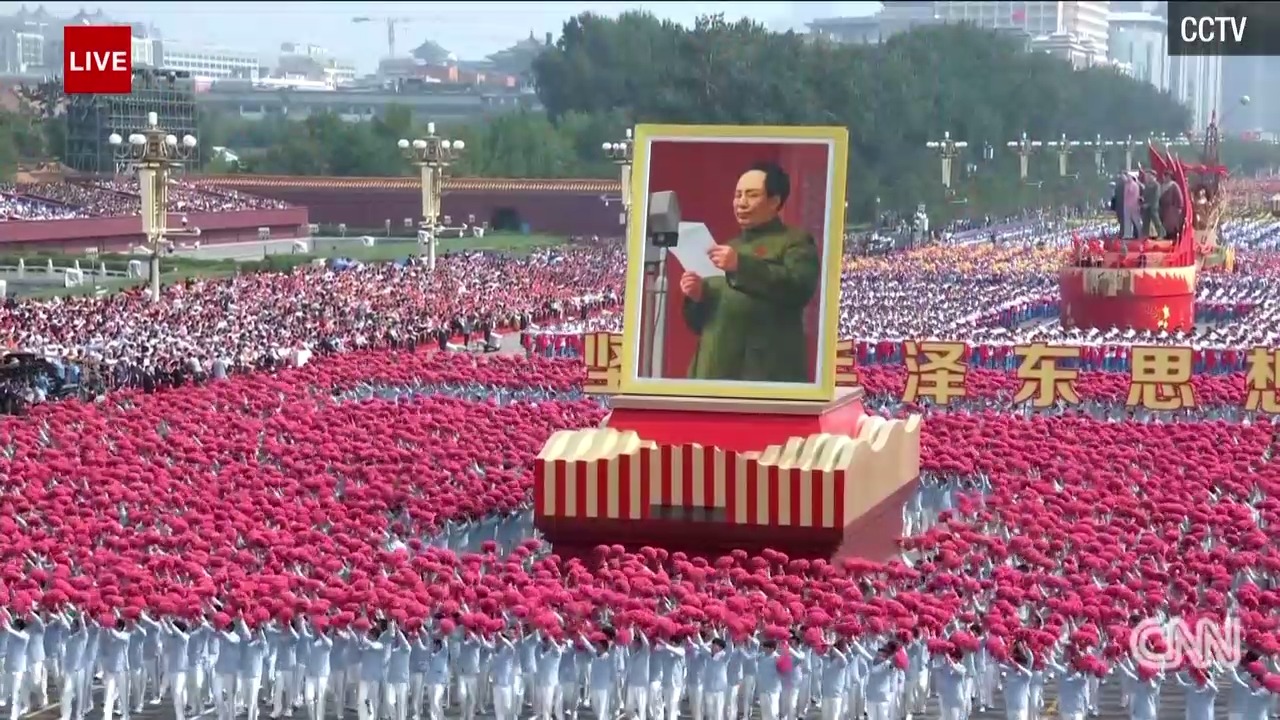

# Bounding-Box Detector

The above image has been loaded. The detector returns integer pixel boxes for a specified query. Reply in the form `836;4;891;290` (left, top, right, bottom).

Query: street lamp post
602;129;634;228
398;122;465;272
1120;134;1140;172
1081;134;1116;176
1046;133;1079;178
108;111;200;303
1006;132;1041;181
925;131;967;189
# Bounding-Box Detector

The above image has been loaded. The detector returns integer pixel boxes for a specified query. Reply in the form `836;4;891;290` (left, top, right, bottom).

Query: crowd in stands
1;204;1280;720
0;179;290;220
0;184;83;220
95;178;291;212
528;218;1280;372
0;247;622;397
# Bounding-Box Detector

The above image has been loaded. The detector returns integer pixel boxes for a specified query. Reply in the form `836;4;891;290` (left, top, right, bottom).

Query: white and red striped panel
534;444;850;529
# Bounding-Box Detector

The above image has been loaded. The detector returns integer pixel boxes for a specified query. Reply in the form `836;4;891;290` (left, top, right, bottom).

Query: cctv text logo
64;26;132;94
1168;2;1280;56
1130;618;1242;670
1179;16;1247;44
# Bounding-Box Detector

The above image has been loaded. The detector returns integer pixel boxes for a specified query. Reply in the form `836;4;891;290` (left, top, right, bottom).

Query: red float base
540;480;912;563
536;389;919;563
604;389;867;453
1059;266;1197;332
1060;291;1196;332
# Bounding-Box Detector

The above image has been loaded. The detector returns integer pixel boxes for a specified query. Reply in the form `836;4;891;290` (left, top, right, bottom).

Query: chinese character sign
1013;344;1081;409
1244;346;1280;413
578;335;1280;412
1126;346;1196;411
902;341;967;405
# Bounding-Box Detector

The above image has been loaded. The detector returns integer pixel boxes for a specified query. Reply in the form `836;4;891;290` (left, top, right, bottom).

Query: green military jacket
682;217;821;382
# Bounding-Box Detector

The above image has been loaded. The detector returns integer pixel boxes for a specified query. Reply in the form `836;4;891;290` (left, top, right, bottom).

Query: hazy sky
3;1;880;72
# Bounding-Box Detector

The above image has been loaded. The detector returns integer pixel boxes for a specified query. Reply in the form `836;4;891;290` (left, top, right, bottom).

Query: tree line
3;14;1277;221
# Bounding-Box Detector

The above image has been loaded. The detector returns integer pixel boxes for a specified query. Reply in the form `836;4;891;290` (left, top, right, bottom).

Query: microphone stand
640;245;669;379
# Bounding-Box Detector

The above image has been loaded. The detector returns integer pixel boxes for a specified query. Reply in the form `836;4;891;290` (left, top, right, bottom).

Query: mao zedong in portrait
678;161;821;383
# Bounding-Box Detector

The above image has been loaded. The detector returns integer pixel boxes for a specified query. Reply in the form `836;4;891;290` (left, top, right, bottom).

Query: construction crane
352;16;412;58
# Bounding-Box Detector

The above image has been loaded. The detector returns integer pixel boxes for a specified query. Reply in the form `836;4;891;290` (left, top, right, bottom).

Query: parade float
1060;118;1229;331
536;124;922;563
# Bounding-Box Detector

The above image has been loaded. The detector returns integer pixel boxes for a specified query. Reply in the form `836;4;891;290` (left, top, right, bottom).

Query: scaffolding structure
64;69;199;174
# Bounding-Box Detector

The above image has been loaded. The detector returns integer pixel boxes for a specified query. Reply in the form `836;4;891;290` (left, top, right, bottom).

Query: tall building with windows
0;6;157;77
935;2;1111;48
810;2;1111;63
1171;54;1222;131
275;43;357;86
808;2;940;45
1108;10;1168;91
158;43;259;79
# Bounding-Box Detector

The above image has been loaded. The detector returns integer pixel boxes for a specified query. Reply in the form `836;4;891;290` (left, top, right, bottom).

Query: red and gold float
1060;123;1228;332
534;123;922;562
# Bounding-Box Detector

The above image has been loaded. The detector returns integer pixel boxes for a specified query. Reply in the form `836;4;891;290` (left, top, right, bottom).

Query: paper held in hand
668;222;726;278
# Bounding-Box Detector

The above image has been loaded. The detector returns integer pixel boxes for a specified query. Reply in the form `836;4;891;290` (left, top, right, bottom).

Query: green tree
190;14;1198;219
11;79;65;161
454;110;578;177
0;111;20;177
531;15;1190;219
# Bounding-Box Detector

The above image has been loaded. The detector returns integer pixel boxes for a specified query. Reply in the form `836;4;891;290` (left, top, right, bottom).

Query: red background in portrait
639;139;833;381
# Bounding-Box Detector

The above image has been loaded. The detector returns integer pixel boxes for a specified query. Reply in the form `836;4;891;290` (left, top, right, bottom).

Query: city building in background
64;67;198;173
197;81;537;124
933;1;1110;45
1109;1;1163;14
132;35;157;68
276;42;357;87
0;5;66;75
0;6;160;77
807;2;940;44
1108;9;1169;90
810;2;1112;66
158;43;259;80
1029;32;1102;69
1171;54;1222;131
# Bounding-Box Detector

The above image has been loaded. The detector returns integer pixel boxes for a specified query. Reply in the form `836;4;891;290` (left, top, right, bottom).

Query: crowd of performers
3;206;1280;720
0;456;1272;720
1;564;1277;720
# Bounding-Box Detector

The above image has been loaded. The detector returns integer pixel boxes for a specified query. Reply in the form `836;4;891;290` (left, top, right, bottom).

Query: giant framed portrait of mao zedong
618;125;849;403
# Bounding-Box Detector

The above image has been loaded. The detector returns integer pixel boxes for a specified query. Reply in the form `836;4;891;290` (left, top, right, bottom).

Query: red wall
0;207;311;253
643;140;832;380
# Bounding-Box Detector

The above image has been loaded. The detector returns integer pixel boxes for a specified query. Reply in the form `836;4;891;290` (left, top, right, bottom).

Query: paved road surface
23;676;1228;720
